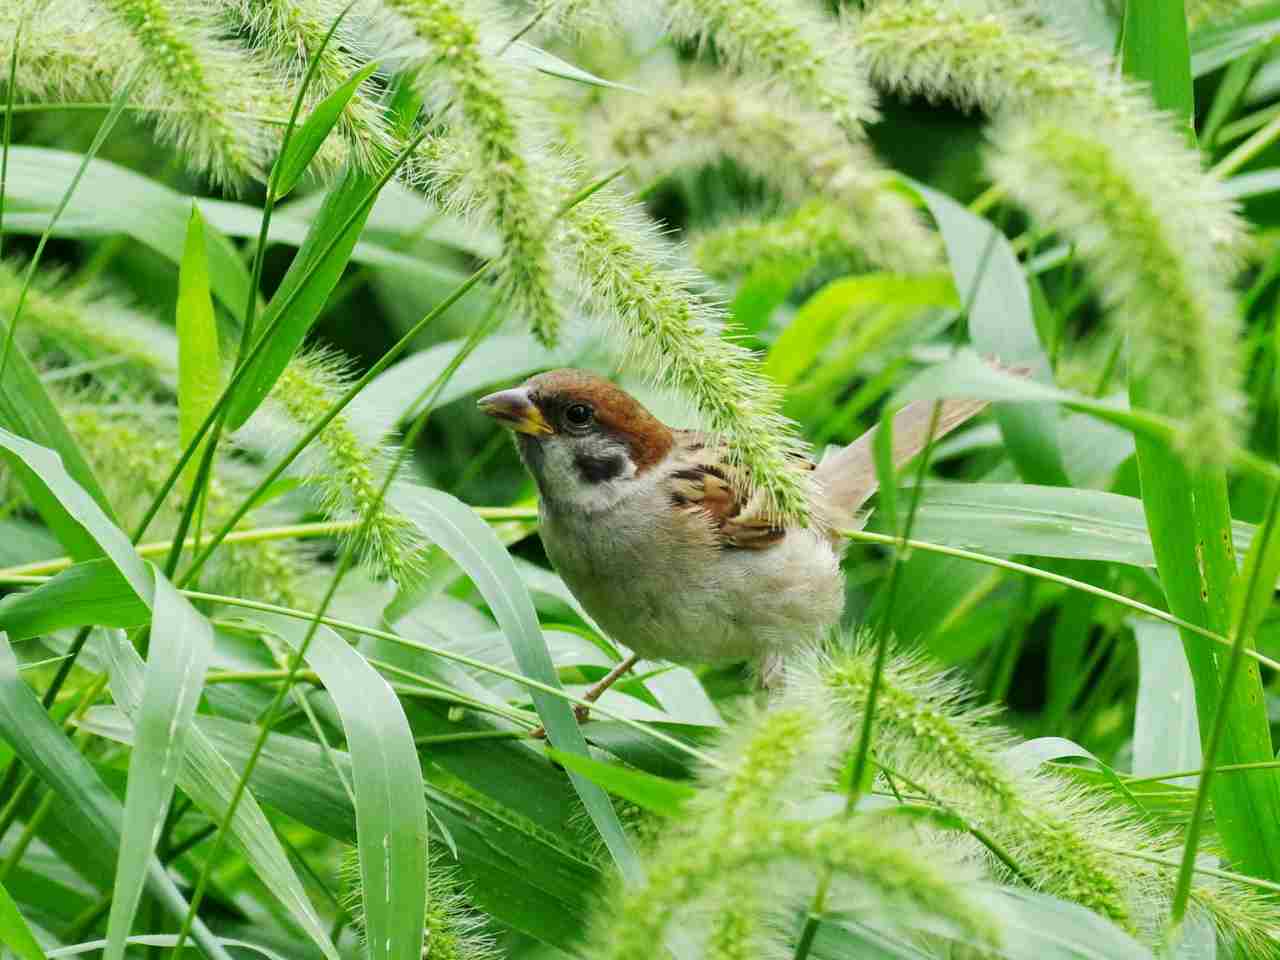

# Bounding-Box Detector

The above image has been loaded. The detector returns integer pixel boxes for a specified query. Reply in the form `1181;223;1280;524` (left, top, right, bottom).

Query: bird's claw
530;704;592;740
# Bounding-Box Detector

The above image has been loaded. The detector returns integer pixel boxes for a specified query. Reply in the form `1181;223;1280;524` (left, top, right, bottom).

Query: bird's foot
529;704;591;740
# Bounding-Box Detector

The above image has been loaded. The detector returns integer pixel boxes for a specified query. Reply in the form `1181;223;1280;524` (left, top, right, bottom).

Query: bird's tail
814;397;989;532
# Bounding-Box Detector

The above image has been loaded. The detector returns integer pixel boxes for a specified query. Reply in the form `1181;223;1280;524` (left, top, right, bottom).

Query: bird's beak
477;388;554;435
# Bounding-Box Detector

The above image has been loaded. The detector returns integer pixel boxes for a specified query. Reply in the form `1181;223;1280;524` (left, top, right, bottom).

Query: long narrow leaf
225;167;379;429
264;617;427;960
388;485;643;881
0;634;232;960
176;206;223;488
276;62;380;199
0;879;46;960
97;631;340;960
104;578;213;960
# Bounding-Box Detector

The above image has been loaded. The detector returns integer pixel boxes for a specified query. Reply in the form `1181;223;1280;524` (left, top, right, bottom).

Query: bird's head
478;369;673;509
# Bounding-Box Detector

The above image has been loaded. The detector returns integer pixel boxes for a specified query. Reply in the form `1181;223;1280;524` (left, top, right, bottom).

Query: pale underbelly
542;514;844;663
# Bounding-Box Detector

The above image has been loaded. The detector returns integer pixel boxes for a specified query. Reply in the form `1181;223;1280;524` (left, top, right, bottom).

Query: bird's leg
573;652;640;722
531;653;640;738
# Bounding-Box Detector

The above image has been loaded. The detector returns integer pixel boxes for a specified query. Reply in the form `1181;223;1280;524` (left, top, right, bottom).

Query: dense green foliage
5;0;1280;958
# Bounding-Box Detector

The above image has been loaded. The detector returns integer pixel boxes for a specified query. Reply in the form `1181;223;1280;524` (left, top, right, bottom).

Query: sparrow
479;369;985;712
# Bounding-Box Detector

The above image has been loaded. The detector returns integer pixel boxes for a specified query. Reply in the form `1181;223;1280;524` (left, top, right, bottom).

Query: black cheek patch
574;451;628;484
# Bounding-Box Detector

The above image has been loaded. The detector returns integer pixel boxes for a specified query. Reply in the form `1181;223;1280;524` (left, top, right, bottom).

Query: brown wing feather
665;432;811;550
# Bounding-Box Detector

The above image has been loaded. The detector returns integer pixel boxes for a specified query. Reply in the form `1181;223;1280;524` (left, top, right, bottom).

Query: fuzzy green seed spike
806;642;1280;951
602;81;939;276
559;182;812;524
588;698;995;959
987;110;1240;465
381;0;562;346
95;0;287;188
661;0;876;138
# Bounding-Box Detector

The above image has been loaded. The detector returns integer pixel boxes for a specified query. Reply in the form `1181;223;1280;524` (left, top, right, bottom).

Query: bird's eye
565;403;593;427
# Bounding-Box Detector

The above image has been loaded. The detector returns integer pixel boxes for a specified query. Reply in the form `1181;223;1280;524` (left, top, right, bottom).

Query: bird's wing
665;431;814;550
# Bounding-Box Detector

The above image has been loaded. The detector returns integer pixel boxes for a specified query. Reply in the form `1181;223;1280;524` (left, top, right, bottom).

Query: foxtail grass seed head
249;350;426;582
598;81;940;275
853;0;1138;121
0;260;179;393
987;109;1243;464
341;844;497;960
795;640;1280;951
662;0;876;138
588;696;996;959
1;0;122;105
203;0;396;176
558;182;813;524
693;201;901;280
376;0;564;346
1185;0;1257;27
95;0;291;190
61;401;307;607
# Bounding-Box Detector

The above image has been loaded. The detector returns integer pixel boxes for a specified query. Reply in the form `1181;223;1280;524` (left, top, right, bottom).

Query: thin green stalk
1125;759;1280;786
1170;487;1280;930
165;5;355;581
838;529;1280;670
0;788;55;883
1124;0;1280;884
0;510;538;577
795;393;950;960
1213;109;1280;177
0;101;290;123
1216;101;1280;145
1103;845;1280;898
413;730;530;745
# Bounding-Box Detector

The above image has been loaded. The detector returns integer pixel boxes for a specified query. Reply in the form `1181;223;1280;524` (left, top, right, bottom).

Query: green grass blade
1132;621;1201;788
0;878;46;960
0;428;149;587
898;482;1259;567
2;148;251;315
225;166;380;430
265;618;426;960
544;749;694;817
0;17;20;264
104;577;213;960
96;632;341;960
763;272;956;388
275;62;379;199
176;205;222;489
0;634;233;960
0;560;144;638
388;486;643;882
1190;2;1280;76
79;707;598;951
915;184;1069;486
0;69;137;382
1123;0;1280;882
0;320;112;522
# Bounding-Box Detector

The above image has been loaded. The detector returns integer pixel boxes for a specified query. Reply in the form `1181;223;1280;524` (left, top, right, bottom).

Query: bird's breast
537;494;845;663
